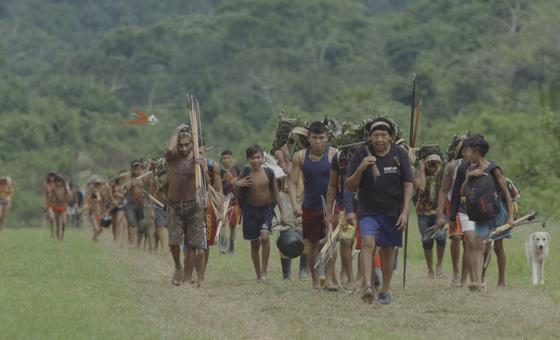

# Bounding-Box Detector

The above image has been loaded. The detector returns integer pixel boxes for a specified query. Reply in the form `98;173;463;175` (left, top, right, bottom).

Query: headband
370;121;392;134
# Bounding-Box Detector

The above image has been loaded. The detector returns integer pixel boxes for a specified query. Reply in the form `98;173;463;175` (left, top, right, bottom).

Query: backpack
237;166;276;209
465;163;501;222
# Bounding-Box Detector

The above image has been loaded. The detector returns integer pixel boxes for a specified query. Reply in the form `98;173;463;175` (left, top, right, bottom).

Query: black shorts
242;204;275;241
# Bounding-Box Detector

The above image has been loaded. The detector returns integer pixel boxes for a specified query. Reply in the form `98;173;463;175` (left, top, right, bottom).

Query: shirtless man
110;172;128;243
289;121;339;290
125;160;156;250
43;172;57;237
51;174;70;240
235;144;286;281
0;176;15;231
165;125;206;287
275;128;309;280
86;176;114;242
219;150;242;254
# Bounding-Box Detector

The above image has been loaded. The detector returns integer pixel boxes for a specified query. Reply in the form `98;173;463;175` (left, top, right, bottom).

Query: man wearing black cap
345;117;414;304
458;134;514;290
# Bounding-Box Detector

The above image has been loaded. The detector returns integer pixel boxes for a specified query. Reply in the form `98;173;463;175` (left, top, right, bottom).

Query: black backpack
237;166;276;209
465;163;500;222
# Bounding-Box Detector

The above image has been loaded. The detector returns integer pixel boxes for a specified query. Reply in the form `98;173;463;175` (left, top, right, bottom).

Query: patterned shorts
166;200;205;249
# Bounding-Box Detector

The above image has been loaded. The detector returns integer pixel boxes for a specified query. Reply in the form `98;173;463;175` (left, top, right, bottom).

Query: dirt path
102;232;560;339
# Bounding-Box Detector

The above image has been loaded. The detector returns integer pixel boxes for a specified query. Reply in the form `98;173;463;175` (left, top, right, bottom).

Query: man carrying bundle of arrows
165;124;207;287
345;117;414;305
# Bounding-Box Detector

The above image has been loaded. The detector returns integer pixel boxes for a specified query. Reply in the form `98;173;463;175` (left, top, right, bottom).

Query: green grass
0;228;159;340
1;216;559;339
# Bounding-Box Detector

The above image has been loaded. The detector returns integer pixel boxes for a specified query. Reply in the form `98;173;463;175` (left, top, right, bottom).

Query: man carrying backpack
345;118;414;304
235;144;287;281
459;134;515;290
414;149;446;279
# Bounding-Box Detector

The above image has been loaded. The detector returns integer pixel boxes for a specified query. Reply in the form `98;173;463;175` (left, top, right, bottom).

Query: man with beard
165;125;207;287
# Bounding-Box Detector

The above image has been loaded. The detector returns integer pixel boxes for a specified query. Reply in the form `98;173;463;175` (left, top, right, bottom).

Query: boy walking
235;145;286;281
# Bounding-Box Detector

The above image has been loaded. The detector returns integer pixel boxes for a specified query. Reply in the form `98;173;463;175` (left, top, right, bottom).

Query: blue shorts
417;215;446;250
360;213;402;248
155;206;166;227
475;202;511;240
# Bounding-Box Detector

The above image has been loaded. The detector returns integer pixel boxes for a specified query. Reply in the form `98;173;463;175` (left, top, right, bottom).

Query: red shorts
302;206;340;243
227;203;241;230
205;204;218;246
48;204;67;214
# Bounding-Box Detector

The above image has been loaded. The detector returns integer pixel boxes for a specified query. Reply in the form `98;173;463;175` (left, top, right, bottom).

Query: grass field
1;217;559;339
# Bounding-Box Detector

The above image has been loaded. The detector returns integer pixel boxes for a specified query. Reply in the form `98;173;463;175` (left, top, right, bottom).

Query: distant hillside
0;0;558;222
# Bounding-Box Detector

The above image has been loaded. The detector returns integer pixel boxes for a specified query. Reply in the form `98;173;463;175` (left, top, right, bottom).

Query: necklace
309;146;326;162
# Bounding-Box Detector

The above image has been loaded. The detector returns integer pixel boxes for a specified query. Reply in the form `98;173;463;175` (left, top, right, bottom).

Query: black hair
130;160;142;168
464;134;490;157
369;117;394;136
221;150;233;157
308;121;327;135
246;144;264;159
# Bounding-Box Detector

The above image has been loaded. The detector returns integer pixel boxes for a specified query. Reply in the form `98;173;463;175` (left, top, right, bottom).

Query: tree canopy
1;0;559;223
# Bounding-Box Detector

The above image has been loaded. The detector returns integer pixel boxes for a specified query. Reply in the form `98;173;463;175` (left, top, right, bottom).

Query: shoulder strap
240;166;250;178
234;165;242;176
264;167;275;193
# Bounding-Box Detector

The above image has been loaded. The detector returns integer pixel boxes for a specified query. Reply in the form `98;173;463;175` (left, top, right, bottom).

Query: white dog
525;231;551;285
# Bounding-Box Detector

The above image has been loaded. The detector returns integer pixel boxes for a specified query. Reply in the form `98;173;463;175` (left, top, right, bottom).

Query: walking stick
403;73;416;289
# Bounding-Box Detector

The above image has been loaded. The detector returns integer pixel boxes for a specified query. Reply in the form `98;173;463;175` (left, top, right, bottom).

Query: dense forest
0;0;559;223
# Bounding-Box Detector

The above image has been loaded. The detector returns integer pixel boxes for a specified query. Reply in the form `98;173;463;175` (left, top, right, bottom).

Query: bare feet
342;281;356;293
436;265;443;278
361;286;374;304
172;269;183;286
319;276;326;289
450;279;462;288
